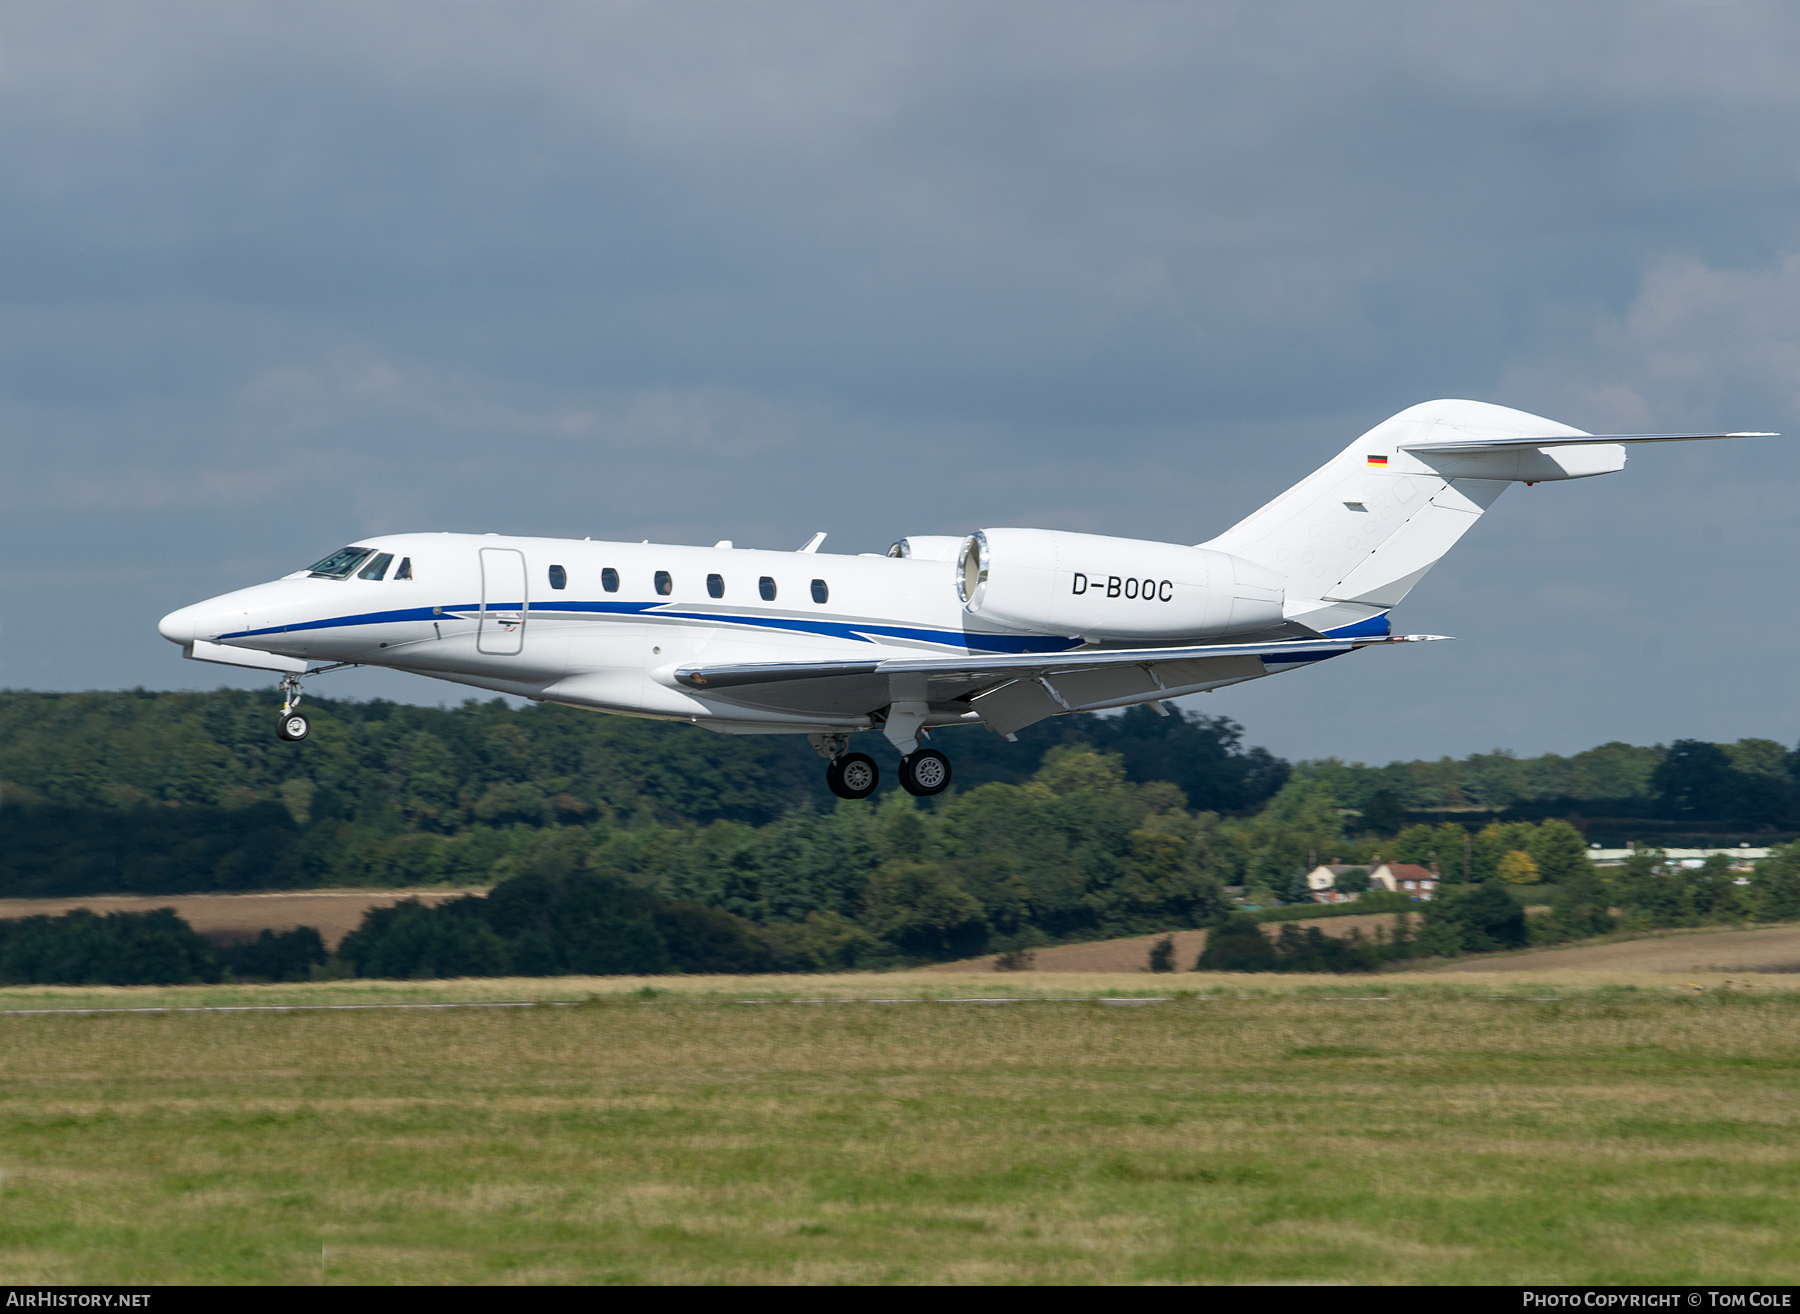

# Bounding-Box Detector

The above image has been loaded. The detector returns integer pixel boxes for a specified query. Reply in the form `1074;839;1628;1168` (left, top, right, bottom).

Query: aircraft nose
158;604;201;645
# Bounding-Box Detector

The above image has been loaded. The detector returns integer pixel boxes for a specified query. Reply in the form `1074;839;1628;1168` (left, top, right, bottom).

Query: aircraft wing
674;634;1442;737
1399;431;1775;455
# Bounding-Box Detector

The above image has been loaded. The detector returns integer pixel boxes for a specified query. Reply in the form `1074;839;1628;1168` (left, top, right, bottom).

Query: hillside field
0;889;482;951
2;972;1799;1284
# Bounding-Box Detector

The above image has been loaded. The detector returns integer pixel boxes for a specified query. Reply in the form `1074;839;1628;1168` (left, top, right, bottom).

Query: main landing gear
896;748;951;797
826;752;880;800
812;733;953;800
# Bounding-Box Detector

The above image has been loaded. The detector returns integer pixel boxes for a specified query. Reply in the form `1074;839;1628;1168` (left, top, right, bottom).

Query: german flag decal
1367;454;1389;467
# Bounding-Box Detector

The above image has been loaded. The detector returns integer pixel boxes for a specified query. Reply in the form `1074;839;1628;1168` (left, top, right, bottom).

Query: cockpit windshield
307;547;375;579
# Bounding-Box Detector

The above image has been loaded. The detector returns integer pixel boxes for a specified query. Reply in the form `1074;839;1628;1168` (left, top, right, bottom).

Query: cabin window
811;578;829;604
395;557;413;580
306;546;374;579
758;576;777;602
548;564;567;590
706;573;724;599
655;570;673;596
601;567;619;593
357;553;394;581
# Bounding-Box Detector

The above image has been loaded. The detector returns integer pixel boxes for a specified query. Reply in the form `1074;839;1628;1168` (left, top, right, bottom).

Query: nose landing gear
275;673;309;741
271;662;356;742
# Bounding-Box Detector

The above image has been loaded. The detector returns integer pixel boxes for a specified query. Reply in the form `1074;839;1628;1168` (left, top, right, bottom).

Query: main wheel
276;712;310;742
826;752;880;800
897;747;951;797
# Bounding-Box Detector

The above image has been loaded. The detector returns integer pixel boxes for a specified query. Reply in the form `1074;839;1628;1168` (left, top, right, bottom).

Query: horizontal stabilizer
1400;431;1776;455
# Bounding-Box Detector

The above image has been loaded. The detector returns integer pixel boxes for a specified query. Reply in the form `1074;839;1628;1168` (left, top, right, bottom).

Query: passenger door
477;547;527;655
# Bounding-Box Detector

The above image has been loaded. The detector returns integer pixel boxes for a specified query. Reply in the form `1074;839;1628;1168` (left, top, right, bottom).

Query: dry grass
2;972;1799;1283
1422;922;1800;975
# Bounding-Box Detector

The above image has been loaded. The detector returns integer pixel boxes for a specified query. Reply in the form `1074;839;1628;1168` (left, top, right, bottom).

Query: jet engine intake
956;528;1284;641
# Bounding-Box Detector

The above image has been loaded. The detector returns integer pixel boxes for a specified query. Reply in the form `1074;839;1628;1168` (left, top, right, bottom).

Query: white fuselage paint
159;533;1233;734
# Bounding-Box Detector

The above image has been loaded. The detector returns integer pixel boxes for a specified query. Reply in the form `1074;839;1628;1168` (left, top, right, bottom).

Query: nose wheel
898;747;952;797
825;752;880;800
275;672;309;742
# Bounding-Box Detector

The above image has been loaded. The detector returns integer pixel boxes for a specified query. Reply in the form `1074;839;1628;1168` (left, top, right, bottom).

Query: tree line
12;840;1798;985
1298;737;1800;831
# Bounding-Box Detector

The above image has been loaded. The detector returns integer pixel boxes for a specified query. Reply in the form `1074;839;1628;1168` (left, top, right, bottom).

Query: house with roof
1369;862;1439;900
1304;863;1370;903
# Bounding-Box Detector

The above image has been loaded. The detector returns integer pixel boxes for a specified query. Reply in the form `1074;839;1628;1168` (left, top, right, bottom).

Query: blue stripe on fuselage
217;598;1082;656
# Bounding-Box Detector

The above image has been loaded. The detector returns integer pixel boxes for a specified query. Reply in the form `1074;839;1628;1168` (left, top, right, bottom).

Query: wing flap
671;637;1364;722
970;679;1067;738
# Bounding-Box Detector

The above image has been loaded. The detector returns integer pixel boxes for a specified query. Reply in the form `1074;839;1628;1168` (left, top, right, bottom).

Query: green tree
1497;850;1540;885
653;902;773;973
0;908;222;985
1551;865;1614;939
861;860;987;960
762;910;883;971
1527;819;1593;885
1424;880;1528;953
1147;935;1176;973
1611;849;1688;928
1195;914;1276;971
1751;847;1800;922
1359;789;1406;836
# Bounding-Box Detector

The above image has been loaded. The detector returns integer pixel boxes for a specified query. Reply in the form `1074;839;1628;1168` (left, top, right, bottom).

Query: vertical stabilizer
1201;400;1596;636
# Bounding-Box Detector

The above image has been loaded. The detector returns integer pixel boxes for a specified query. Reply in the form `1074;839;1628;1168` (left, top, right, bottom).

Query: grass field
3;971;1799;1284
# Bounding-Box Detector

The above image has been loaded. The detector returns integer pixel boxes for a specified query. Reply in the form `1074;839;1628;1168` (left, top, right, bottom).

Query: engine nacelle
956;528;1285;641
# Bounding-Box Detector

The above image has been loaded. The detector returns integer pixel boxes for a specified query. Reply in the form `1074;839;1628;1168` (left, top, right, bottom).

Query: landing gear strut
271;662;357;742
275;674;309;742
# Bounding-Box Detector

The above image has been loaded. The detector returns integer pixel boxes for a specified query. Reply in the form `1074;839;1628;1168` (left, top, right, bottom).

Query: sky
4;0;1800;765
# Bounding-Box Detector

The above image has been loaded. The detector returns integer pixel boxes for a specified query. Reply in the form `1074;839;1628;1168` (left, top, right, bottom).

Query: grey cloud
4;1;1800;758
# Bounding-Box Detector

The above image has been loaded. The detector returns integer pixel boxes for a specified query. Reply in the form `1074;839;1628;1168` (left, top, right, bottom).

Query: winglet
797;531;827;553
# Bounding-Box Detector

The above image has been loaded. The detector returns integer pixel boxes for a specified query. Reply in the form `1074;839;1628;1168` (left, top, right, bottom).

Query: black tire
898;748;951;797
826;752;880;800
276;712;310;742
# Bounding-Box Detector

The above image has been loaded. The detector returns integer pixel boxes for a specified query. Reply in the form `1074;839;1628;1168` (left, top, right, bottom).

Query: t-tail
1200;398;1774;640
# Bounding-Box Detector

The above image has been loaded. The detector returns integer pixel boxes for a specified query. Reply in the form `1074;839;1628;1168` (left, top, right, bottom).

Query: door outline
477;548;527;655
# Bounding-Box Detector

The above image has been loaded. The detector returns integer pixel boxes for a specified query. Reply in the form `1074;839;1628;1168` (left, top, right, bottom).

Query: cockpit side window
357;553;394;581
395;557;413;580
308;547;375;579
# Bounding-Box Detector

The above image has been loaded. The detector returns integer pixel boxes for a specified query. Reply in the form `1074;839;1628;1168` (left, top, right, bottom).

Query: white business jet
157;399;1771;800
